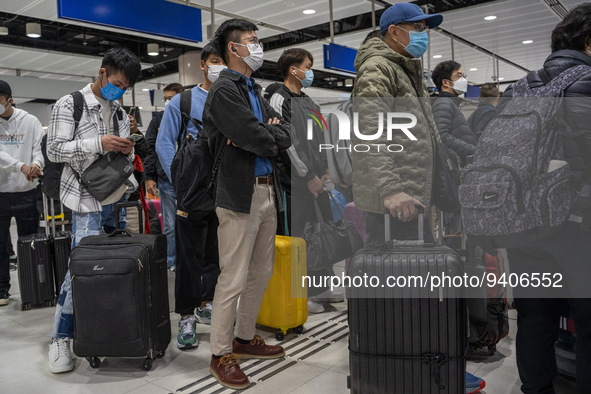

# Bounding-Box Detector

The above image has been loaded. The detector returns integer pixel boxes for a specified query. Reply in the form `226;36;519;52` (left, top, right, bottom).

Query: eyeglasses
162;96;174;103
452;72;467;79
398;22;429;33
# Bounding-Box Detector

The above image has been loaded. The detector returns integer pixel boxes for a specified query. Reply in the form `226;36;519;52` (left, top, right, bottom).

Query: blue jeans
51;205;120;339
158;179;176;269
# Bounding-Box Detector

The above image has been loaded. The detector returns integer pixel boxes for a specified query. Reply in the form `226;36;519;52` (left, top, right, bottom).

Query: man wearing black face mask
0;80;45;307
431;60;477;165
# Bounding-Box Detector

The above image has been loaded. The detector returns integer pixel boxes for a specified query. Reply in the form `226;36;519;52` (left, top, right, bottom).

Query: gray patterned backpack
459;65;591;249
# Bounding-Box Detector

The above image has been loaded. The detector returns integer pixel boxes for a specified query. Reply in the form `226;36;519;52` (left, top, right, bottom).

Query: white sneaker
311;289;345;303
307;299;325;314
49;338;75;373
195;303;212;325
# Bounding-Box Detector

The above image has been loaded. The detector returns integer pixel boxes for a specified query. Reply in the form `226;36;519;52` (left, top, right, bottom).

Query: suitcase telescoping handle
114;201;144;234
42;192;50;237
384;206;425;243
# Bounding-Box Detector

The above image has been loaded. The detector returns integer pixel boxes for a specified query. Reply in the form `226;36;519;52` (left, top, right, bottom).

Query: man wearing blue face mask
46;47;141;374
352;3;485;393
269;48;337;314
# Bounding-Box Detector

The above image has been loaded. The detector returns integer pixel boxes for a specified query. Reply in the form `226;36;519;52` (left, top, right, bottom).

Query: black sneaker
0;291;9;306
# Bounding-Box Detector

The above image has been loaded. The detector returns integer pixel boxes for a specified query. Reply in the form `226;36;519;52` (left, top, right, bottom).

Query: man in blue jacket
156;43;225;351
203;19;291;390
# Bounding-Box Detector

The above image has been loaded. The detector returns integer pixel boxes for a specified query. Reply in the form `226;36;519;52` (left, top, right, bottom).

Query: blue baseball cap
379;3;443;34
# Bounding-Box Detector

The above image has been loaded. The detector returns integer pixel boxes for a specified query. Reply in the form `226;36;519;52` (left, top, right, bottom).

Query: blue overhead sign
323;43;357;74
57;0;202;43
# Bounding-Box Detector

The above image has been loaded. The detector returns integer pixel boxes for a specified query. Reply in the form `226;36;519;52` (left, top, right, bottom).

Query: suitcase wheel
87;357;101;369
21;303;31;311
488;344;497;356
142;358;153;371
156;350;165;359
275;331;285;341
293;325;304;335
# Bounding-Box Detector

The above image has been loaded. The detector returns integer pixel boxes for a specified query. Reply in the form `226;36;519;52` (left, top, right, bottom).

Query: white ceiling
0;0;581;123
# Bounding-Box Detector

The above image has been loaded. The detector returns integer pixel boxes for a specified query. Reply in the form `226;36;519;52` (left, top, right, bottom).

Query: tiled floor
0;225;579;393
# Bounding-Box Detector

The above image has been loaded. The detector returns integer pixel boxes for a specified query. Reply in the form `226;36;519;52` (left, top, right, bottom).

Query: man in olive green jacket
351;2;442;242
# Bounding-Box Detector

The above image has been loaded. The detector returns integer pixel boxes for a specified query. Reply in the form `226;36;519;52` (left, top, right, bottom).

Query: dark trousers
0;189;39;294
508;222;591;394
174;209;220;315
291;190;333;297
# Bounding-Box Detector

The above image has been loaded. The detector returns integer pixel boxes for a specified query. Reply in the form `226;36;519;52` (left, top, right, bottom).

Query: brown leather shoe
232;335;285;359
209;354;249;390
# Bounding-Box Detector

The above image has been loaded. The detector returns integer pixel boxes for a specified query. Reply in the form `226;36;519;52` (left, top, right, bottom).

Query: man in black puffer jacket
503;4;591;393
431;60;477;165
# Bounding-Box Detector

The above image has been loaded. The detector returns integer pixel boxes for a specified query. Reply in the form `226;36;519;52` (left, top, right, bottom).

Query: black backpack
41;91;84;201
170;90;222;213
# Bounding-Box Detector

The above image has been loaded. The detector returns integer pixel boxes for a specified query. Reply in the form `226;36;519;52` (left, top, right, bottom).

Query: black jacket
269;85;327;192
467;102;497;141
504;49;591;188
432;91;477;163
143;111;167;183
203;69;291;214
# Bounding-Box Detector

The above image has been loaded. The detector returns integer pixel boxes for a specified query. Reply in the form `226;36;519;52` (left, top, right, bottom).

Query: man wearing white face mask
203;19;291;390
431;60;477;165
0;80;44;307
156;43;225;351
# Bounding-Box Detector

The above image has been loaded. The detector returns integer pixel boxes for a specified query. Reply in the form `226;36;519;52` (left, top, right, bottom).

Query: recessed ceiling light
433;55;442;59
498;77;505;81
303;9;316;15
147;43;159;56
522;40;533;44
484;15;497;21
138;107;143;110
26;22;41;38
469;68;478;71
142;88;149;92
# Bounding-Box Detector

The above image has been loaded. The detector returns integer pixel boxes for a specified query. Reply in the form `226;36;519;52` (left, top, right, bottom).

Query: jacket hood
1;107;28;123
354;37;421;73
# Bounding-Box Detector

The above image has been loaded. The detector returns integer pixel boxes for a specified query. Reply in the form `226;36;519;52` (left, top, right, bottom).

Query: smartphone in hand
127;133;144;142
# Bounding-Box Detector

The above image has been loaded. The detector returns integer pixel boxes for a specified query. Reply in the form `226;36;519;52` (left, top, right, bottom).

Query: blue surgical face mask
395;27;429;59
100;74;127;101
295;67;314;88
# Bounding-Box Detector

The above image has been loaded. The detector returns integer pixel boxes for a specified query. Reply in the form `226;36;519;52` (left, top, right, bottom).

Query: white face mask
0;98;11;116
452;77;468;95
207;64;227;83
234;43;264;72
163;100;170;107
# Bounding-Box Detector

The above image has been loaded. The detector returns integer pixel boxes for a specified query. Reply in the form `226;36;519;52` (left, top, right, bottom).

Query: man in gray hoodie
0;80;45;306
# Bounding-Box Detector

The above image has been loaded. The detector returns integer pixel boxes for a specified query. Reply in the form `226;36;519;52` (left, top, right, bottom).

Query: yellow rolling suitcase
257;235;308;340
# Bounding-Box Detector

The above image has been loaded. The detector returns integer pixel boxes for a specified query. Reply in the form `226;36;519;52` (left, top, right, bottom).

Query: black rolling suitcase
48;199;72;297
347;212;467;393
17;193;55;311
70;225;170;371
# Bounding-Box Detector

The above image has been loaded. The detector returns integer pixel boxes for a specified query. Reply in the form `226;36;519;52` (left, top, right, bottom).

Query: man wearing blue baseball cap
350;3;485;394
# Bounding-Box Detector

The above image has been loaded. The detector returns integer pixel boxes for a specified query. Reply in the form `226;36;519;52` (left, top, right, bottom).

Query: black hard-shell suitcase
17;194;55;311
48;199;71;297
70;230;170;371
347;213;467;393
